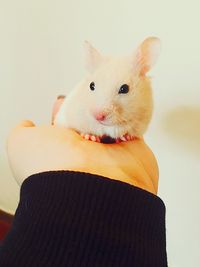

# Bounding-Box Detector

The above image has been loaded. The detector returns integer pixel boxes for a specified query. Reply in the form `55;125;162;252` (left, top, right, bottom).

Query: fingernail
57;95;66;100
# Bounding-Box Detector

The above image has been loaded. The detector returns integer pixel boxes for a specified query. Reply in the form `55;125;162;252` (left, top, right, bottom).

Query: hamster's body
55;37;161;141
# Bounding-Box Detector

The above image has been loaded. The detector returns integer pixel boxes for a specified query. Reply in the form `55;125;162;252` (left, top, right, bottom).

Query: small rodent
54;37;161;143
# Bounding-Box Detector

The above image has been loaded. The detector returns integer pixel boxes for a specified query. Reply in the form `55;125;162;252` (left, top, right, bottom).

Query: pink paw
80;133;101;143
118;134;136;142
80;133;137;143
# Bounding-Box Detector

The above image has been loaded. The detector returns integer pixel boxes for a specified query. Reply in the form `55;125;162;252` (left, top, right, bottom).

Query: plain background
0;1;200;266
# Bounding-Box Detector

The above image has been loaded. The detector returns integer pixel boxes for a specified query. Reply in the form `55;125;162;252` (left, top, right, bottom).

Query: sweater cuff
14;171;167;266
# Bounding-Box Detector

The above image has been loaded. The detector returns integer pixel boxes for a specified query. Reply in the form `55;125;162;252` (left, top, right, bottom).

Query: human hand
7;97;159;194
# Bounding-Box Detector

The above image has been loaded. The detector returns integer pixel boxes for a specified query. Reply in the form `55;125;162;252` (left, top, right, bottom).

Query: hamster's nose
93;112;107;121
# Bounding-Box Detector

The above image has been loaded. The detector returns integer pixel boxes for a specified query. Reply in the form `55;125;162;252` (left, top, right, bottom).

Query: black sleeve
0;171;168;267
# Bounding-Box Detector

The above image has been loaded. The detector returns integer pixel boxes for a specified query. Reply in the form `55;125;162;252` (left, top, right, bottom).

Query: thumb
51;95;66;125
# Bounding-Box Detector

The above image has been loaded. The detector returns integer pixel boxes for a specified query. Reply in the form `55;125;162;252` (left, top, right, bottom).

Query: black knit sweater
0;171;167;266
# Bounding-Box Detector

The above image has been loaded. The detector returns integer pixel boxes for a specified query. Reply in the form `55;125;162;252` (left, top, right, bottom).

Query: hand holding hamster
8;120;158;193
54;37;161;143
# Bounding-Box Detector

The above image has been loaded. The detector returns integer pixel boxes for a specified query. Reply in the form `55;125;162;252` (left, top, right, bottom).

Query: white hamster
55;37;161;143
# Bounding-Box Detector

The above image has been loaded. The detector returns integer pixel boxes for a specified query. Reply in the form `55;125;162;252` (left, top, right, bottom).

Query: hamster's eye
118;84;129;94
90;82;95;91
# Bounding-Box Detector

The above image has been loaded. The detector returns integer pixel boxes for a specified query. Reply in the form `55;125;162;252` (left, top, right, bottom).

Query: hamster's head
80;37;161;138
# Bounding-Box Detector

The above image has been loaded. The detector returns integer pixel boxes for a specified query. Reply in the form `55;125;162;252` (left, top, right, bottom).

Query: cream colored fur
55;37;161;138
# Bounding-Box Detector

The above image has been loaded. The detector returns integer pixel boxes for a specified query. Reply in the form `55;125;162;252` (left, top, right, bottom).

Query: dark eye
90;82;95;91
118;84;129;94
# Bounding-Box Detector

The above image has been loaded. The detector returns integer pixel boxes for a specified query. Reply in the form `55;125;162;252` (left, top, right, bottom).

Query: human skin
7;97;159;194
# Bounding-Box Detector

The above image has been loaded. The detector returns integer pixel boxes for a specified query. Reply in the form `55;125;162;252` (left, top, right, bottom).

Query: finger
51;95;66;125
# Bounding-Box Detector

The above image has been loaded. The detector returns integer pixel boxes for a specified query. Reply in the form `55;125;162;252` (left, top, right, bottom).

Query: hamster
54;37;161;143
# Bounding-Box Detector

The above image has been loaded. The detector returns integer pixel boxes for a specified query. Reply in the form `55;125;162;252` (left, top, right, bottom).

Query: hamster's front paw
80;133;116;143
80;133;101;143
116;134;137;143
80;133;136;144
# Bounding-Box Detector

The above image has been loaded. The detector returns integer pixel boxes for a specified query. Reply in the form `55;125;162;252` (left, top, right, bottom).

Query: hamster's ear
84;41;104;73
134;37;161;76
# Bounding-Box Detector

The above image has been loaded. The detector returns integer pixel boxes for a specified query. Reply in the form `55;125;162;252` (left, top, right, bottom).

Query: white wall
0;0;200;266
